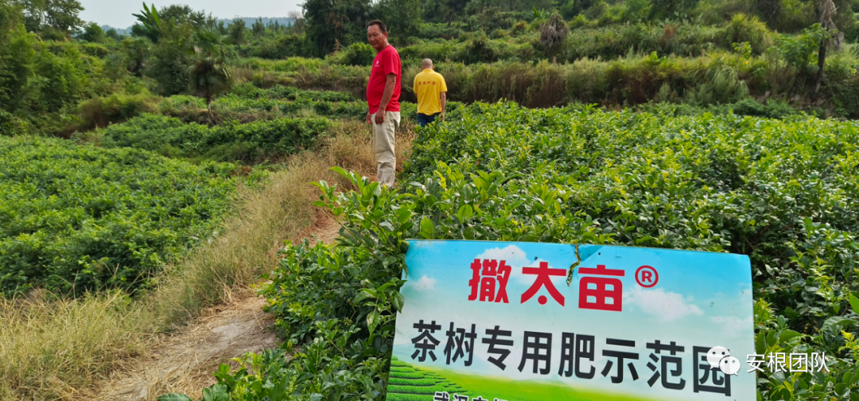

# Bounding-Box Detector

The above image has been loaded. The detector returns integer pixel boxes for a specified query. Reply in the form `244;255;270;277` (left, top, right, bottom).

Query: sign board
388;240;755;401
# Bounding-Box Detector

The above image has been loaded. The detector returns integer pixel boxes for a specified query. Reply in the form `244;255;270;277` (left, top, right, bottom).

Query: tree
189;29;233;123
121;36;149;77
159;4;216;29
539;11;568;57
287;10;306;35
649;0;700;19
105;27;122;40
302;0;370;56
228;18;246;44
79;21;105;42
0;1;36;116
559;0;595;19
16;0;84;35
252;18;265;37
149;22;195;95
754;0;781;26
374;0;421;41
425;0;467;24
814;0;842;98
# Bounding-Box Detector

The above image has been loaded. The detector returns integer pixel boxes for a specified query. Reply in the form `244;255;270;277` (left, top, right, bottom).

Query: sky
391;240;756;401
79;0;303;29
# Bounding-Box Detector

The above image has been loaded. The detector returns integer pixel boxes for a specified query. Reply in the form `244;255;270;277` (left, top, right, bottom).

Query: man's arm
440;92;447;121
374;74;397;124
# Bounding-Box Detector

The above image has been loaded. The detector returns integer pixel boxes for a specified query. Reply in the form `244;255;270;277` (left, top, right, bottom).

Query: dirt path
91;216;341;401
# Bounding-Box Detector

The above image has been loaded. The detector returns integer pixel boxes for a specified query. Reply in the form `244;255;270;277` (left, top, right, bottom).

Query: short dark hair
368;20;387;34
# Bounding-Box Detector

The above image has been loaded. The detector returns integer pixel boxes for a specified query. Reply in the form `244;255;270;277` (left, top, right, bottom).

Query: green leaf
392;291;405;312
396;207;412;224
157;394;192;401
201;384;229;401
778;329;802;343
849;294;859;315
456;204;473;221
330;165;349;179
821;316;857;333
353;288;377;304
367;310;380;334
420;216;434;239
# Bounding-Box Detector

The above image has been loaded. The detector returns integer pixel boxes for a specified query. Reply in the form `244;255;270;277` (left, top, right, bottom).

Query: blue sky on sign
393;240;756;401
79;0;302;29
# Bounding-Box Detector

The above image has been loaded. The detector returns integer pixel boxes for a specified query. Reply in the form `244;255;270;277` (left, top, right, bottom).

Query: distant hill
101;17;294;36
220;17;295;27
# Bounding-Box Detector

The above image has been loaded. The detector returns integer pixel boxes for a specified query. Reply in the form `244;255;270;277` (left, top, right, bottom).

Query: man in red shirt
365;20;401;188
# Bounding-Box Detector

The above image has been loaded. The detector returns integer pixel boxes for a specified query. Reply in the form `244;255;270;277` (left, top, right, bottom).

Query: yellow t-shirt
413;69;448;115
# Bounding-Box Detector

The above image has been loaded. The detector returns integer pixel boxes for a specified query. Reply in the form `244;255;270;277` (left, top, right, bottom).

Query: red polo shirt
366;45;401;114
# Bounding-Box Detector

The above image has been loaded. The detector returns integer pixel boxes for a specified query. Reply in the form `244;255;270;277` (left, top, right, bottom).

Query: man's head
421;58;433;70
367;20;388;52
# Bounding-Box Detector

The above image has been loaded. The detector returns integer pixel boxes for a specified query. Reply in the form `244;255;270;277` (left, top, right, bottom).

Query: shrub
246;34;308;59
101;113;333;162
685;64;750;106
195;102;859;400
723;14;773;55
148;26;195;95
79;92;159;128
336;42;376;66
0;135;236;295
33;44;86;113
79;22;106;43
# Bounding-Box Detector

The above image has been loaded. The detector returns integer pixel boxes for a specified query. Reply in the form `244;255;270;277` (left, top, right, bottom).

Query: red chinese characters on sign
521;262;566;306
578;265;624;312
467;259;631;311
468;259;511;303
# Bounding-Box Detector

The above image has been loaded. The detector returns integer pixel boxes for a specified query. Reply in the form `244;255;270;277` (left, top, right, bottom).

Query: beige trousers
372;111;400;187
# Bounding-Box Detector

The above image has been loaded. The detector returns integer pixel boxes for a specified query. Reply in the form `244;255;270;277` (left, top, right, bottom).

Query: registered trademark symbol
635;265;659;288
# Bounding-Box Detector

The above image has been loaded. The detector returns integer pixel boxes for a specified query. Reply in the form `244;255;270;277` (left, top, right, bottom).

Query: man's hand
366;113;372;125
440;112;445;122
374;109;386;124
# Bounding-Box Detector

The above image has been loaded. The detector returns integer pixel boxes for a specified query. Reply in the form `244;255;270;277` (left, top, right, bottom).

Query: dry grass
0;291;152;400
0;120;415;401
146;119;414;328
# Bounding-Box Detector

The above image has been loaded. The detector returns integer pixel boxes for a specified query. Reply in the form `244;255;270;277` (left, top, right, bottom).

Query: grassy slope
0;122;405;401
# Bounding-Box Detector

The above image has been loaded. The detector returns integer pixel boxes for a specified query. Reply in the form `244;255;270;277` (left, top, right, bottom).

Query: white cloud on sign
411;275;437;292
476;245;528;263
624;287;704;322
710;315;753;340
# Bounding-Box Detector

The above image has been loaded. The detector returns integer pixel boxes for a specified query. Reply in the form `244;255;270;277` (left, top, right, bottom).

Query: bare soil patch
89;220;341;401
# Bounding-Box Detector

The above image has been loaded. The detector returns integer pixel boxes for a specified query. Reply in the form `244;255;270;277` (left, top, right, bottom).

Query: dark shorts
417;113;440;128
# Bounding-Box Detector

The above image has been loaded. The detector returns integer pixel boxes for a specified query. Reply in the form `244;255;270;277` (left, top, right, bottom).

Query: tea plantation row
95;85;463;164
101;114;333;163
0;136;237;295
182;102;859;400
0;86;382;296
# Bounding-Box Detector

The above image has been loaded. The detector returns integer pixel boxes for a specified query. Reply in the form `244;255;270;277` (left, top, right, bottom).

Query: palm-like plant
132;2;162;43
188;29;233;123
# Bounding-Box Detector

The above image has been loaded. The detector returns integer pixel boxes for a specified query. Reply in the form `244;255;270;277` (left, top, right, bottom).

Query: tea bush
185;102;859;400
101;113;333;162
0;136;236;296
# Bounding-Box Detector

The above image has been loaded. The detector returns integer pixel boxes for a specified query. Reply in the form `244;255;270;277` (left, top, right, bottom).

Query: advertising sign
388;240;755;401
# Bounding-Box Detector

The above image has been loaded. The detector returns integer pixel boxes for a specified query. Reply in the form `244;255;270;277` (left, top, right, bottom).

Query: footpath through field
89;217;340;401
78;124;407;400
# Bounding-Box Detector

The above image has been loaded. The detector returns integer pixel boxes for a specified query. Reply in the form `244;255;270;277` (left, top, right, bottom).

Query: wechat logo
707;346;741;375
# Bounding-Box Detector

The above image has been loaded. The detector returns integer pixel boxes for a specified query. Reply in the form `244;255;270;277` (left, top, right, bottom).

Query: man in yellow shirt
413;58;447;128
